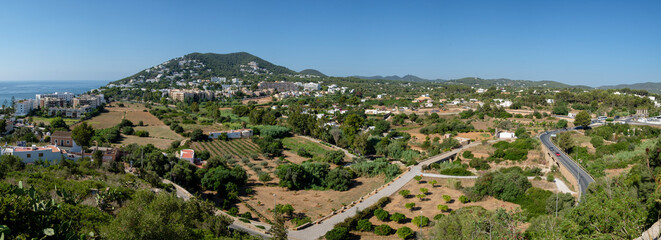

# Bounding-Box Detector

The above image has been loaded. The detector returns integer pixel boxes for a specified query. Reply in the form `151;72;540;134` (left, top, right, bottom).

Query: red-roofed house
178;149;195;163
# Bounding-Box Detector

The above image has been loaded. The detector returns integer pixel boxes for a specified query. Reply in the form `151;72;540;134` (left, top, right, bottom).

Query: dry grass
116;135;175;149
78;102;165;129
239;176;386;225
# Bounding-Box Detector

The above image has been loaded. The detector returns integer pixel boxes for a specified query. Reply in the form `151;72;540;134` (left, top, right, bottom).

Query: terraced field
192;138;261;158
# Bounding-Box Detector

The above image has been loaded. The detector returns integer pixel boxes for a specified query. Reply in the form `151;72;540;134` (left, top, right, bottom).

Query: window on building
27;154;31;158
66;140;70;144
39;153;44;157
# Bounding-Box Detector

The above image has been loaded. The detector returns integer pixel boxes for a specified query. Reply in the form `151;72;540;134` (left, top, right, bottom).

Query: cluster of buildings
1;131;119;163
208;129;253;139
14;92;105;118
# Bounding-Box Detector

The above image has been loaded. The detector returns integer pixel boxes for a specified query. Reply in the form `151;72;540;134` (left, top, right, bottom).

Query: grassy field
116;135;175;149
32;117;78;126
282;136;334;159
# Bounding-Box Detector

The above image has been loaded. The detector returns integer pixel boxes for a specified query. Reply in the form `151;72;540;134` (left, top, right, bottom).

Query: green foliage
397;226;414;239
374;208;390;221
356;219;373;231
190;129;205;141
374;224;394;236
462;151;474;159
50;117;68;130
134;130;149;137
470;169;532;202
442;195;452;203
412;215;429;227
574;110;591;128
101;191;232;239
399;189;410;198
405;202;416;211
253;125;291;138
437;204;449;212
253;136;284;157
350;158;401;181
275;164;308;190
390;212;407;223
72;122;95;147
200;164;247;198
326;168;352;191
513;187;553;218
325;227;349;240
431;207;524;239
545;193;575;215
459;195;469;203
274;204;295;218
324;150;345;165
556;119;568;129
469;157;490;170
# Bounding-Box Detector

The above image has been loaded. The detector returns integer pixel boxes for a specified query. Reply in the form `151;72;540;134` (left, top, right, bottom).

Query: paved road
288;142;481;240
540;128;595;199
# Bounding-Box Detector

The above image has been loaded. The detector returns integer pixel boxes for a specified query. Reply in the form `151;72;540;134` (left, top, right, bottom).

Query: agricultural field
192;138;261;159
32;116;79;126
282;136;339;160
79;102;165;129
353;177;519;238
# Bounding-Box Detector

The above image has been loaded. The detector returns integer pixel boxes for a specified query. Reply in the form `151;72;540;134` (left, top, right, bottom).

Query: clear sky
1;0;660;86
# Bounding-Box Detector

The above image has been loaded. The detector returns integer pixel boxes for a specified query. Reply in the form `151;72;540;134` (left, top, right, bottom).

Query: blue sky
0;0;660;86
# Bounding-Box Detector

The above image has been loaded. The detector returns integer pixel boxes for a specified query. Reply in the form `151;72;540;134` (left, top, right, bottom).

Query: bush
375;224;394;236
459;195;469;203
397;226;414;239
412;216;429;227
405;202;415;211
135;130;149;137
434;214;445;220
546;174;555;182
356;219;372;232
390;212;406;223
374;209;389;221
439;167;473;176
437;204;449;212
399;189;410;198
325;227;349;240
442;195;452;203
121;126;134;135
462;151;474;159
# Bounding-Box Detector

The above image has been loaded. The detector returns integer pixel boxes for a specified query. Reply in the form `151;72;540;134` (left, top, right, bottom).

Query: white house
178;149;195;163
208;129;253;139
498;132;517;139
568;113;577;118
545;99;555;104
14;99;34;116
2;145;63;163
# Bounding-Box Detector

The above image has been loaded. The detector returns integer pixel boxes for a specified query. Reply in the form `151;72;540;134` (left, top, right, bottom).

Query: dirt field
79;102;165;129
116;135;175;149
239;176;386;225
134;126;184;141
359;177;519;236
242;96;273;105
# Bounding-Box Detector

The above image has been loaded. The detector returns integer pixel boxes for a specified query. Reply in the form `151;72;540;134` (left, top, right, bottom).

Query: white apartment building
1;145;63;163
14;99;34;116
35;92;74;107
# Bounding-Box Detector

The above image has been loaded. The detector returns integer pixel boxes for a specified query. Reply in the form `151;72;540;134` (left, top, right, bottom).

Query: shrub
462;151;474;159
459;195;469;204
390;212;406;223
374;209;390;221
325;227;349;240
546;174;555;182
356;219;373;232
397;226;414;239
416;194;425;201
375;224;394;236
121;126;134;135
429;180;437;187
442;195;452;203
405;202;415;211
439;167;473;176
399;189;410;198
258;172;272;183
437;204;449;212
414;175;422;182
135;130;149;137
412;216;429;227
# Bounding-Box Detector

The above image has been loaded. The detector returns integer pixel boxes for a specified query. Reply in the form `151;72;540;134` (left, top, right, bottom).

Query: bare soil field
242;96;273;105
134;126;184;141
360;178;519;236
78;102;165;129
239;176;386;225
116;135;175;149
605;165;634;178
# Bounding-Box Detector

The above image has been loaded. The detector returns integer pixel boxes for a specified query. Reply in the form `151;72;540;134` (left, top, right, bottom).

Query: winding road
540;128;595;199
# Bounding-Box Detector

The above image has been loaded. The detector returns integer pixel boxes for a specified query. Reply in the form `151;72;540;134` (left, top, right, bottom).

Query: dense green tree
574;110;592;128
72;122;95;148
325;168;352;191
275;164;308;190
190;129;206;141
50;117;68;130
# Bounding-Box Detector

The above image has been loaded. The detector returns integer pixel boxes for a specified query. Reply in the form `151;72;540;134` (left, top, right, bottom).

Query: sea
0;80;109;107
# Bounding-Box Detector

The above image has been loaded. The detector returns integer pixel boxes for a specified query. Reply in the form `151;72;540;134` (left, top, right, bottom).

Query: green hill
299;69;326;77
440;77;591;89
113;52;296;84
598;82;661;94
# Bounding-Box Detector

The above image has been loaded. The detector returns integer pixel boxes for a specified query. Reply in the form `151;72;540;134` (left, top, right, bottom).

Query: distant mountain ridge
599;82;661;94
299;69;326;77
351;74;430;82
